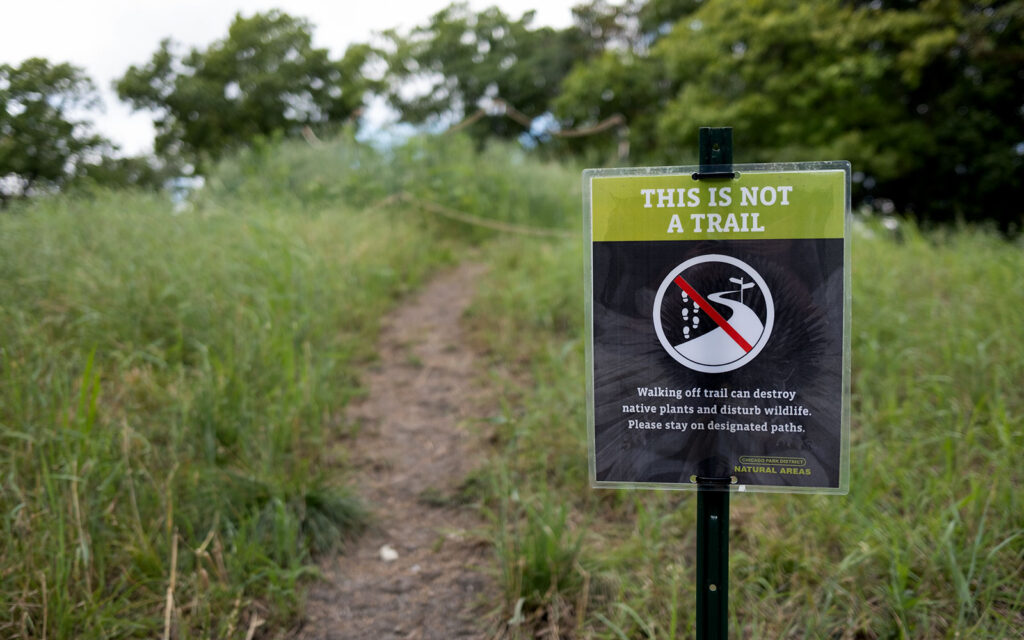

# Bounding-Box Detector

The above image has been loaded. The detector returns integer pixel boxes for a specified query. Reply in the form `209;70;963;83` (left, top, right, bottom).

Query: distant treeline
2;1;1022;227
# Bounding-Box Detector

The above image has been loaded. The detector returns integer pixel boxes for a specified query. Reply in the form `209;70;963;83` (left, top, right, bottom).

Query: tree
649;0;1023;226
554;0;1022;227
569;0;643;55
75;154;175;192
569;0;705;53
552;48;664;160
651;0;930;168
550;0;706;161
383;3;590;140
883;0;1024;226
0;57;108;206
116;10;379;169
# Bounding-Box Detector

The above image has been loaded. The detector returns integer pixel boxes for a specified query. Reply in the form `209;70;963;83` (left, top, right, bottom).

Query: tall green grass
467;221;1024;638
204;132;579;235
0;133;585;634
0;189;456;636
0;133;582;637
4;132;1019;639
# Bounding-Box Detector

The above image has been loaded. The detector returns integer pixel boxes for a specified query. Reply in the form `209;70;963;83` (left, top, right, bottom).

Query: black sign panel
585;165;850;493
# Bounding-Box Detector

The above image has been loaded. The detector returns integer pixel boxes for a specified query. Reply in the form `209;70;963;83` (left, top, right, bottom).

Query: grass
2;132;1020;638
0;188;458;636
0;132;582;638
466;220;1024;638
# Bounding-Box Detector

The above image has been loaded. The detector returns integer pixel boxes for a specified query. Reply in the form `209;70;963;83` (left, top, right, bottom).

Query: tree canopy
116;10;380;169
7;2;1019;226
394;0;1020;226
372;0;1022;225
0;57;108;204
625;0;1024;224
382;3;590;139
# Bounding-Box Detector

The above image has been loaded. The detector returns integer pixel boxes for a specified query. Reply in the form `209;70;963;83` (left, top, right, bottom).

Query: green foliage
570;0;646;54
553;49;664;161
653;0;924;167
553;0;1024;227
0;143;461;635
383;2;589;139
0;57;108;204
205;132;581;236
468;222;1024;637
0;133;585;637
74;154;176;192
635;0;705;41
9;0;1015;224
891;0;1024;226
550;0;702;162
116;10;379;168
377;0;1023;226
3;112;1020;639
493;484;586;616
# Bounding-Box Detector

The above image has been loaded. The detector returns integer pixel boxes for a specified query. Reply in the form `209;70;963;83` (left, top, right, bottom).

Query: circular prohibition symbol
652;254;774;373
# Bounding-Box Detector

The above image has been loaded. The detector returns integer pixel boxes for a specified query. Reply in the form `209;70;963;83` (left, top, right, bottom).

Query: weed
469;221;1024;637
0;132;581;637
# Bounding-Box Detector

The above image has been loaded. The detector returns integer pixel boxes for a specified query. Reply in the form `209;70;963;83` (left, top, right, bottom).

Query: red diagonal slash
674;276;753;352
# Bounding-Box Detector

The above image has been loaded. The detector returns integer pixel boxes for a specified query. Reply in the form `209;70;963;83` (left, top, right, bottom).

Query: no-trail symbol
653;254;774;373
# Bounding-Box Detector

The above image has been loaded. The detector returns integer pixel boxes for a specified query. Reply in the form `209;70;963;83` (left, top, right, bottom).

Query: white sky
0;1;579;155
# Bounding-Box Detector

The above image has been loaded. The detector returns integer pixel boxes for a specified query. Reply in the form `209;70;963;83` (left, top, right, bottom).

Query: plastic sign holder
583;128;851;639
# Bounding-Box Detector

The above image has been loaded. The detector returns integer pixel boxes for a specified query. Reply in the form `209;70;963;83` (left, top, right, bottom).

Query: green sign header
590;169;845;242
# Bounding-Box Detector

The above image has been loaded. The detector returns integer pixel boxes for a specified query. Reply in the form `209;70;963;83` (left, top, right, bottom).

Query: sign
584;163;850;494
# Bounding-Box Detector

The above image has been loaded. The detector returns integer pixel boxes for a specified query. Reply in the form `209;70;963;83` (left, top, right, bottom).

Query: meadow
0;135;1021;638
468;205;1024;638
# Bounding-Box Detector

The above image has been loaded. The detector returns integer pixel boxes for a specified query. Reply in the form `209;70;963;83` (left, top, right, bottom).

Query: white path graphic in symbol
675;291;764;363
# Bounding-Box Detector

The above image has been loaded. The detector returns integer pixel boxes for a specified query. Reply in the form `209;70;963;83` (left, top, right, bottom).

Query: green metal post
695;126;733;640
696;483;729;639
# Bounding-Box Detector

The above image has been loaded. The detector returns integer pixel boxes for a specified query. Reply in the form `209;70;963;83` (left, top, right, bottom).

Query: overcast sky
0;1;579;155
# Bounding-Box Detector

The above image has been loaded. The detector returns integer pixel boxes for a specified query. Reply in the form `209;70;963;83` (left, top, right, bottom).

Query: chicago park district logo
653;254;774;373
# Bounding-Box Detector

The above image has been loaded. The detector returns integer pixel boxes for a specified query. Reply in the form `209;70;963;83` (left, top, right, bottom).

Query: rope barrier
369;191;574;239
550;114;626;138
301;126;322;146
444;98;627;141
444;109;488;135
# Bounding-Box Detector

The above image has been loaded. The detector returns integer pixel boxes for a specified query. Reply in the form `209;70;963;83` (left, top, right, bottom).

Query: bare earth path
297;262;495;640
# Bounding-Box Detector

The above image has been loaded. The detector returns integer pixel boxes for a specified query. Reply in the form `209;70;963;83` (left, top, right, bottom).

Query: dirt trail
297;262;495;640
